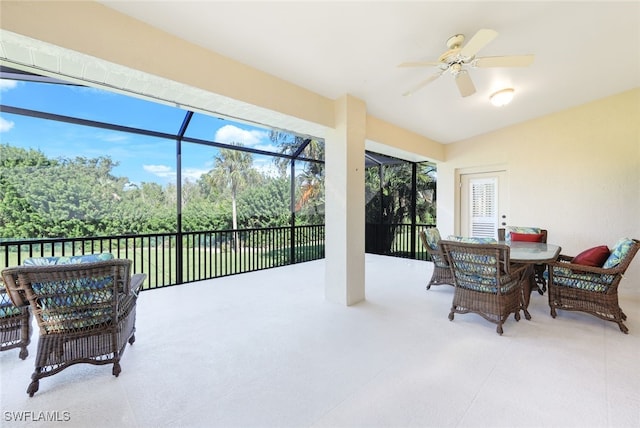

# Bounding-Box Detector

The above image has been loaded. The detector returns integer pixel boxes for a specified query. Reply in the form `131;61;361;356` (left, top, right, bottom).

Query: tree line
1;141;435;243
0;143;323;239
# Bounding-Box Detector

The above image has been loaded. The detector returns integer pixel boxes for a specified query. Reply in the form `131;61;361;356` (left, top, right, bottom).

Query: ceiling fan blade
455;71;476;97
475;55;535;68
398;61;442;68
460;29;498;58
402;72;443;96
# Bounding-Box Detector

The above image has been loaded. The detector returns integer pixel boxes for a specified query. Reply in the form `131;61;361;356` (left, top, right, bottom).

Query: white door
460;171;508;239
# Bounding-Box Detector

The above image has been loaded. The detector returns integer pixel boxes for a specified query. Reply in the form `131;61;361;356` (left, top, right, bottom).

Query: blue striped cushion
0;287;22;317
551;266;614;292
447;235;497;244
24;253;114;266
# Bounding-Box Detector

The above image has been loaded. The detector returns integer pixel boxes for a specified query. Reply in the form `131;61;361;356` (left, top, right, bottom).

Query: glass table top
500;241;561;263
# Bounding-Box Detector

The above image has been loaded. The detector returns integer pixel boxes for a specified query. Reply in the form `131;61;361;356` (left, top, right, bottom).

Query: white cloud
0;116;15;132
143;164;175;179
252;157;279;177
143;164;208;183
100;132;130;143
0;79;18;91
254;163;280;178
214;124;269;147
253;142;280;153
182;167;209;182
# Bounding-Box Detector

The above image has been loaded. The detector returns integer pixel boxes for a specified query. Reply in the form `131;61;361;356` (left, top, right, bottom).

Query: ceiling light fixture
490;88;515;107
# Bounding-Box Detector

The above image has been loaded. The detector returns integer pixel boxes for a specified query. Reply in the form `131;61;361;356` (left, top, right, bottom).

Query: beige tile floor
1;254;639;428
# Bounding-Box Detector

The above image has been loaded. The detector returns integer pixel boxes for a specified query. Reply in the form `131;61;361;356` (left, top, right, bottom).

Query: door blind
470;177;497;238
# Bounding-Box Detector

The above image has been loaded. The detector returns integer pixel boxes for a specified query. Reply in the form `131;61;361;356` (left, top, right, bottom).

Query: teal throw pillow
602;238;635;269
424;228;442;250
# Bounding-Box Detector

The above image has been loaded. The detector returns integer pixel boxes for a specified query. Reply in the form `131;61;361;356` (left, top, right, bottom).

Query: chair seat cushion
551;266;615;292
432;256;449;268
572;245;610;267
0;290;23;317
456;272;520;293
41;307;113;332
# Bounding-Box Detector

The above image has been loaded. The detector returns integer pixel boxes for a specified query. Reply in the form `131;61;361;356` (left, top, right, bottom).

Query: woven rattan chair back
497;228;547;243
2;259;146;396
440;240;528;335
547;238;640;333
419;228;454;290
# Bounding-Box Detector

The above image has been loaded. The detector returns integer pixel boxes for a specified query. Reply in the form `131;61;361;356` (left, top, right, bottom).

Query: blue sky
0;78;283;185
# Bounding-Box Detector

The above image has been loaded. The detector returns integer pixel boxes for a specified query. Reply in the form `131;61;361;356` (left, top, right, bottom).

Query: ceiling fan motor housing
439;34;473;67
446;34;465;49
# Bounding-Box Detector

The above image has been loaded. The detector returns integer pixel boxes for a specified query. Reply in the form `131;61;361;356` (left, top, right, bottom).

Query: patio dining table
501;241;561;309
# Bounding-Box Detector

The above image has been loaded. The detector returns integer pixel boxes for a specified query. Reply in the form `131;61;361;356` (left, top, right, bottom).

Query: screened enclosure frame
0;66;436;283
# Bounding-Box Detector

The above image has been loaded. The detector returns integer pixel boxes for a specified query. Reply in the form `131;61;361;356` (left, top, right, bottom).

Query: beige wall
438;88;640;284
366;115;444;162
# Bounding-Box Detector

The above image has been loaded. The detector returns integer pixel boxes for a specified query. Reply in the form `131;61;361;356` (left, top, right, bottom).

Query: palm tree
295;166;324;223
269;132;325;223
207;144;257;250
364;161;436;254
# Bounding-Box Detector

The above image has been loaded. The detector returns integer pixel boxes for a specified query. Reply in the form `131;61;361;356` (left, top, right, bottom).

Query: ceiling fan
399;29;534;97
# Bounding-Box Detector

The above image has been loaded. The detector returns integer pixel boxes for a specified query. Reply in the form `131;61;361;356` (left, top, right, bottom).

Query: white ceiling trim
0;29;330;141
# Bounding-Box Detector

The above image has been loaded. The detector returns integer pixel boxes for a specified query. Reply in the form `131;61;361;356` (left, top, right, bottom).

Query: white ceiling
95;2;640;143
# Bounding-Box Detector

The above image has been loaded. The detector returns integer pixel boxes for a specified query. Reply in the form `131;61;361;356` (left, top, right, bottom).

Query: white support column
324;95;366;305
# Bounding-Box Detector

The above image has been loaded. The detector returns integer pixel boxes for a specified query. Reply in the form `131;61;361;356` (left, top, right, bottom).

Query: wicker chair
419;228;453;290
0;282;31;359
440;240;529;335
498;227;548;293
1;255;146;396
547;238;639;334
